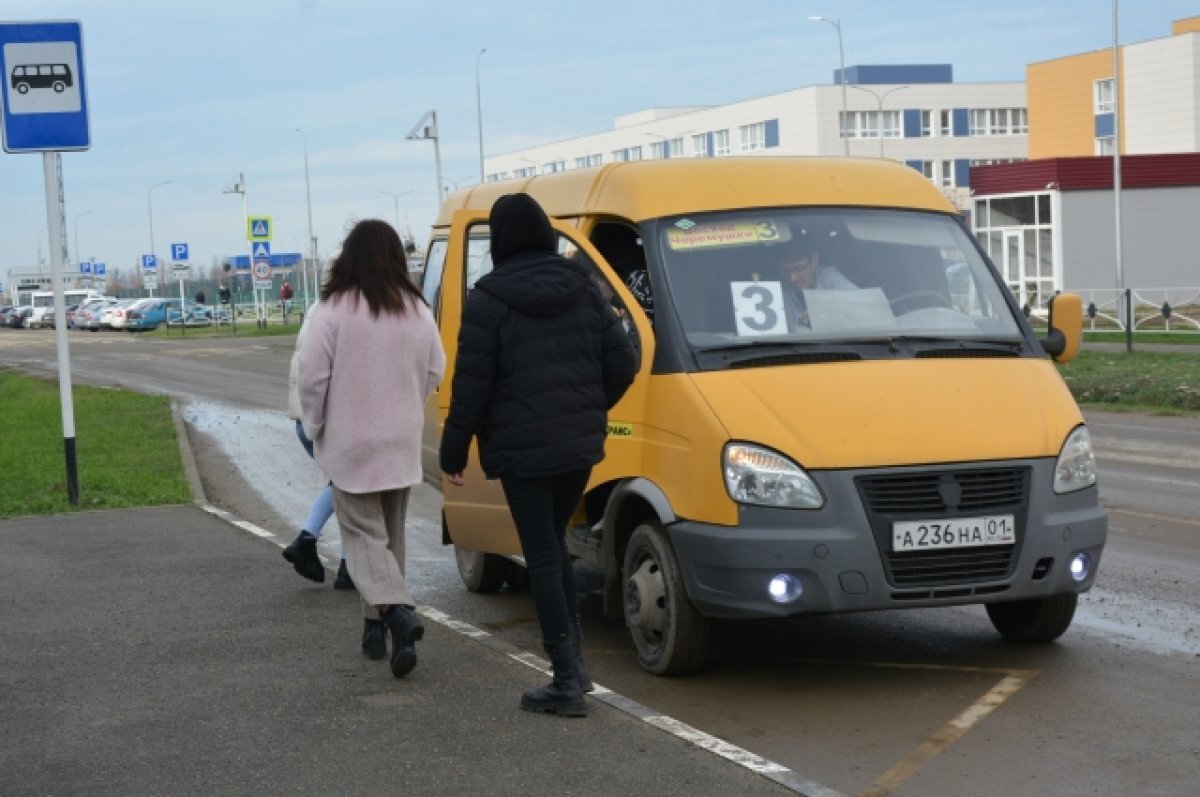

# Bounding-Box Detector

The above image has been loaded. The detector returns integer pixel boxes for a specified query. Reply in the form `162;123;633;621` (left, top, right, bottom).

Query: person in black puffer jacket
440;193;637;717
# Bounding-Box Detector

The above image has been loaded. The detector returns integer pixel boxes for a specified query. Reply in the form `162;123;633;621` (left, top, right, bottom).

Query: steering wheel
889;290;952;314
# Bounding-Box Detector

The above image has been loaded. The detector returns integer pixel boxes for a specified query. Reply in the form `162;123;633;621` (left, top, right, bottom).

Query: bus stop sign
0;21;90;152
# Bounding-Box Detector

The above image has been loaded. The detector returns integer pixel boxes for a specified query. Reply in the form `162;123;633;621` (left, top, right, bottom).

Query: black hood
489;193;556;265
476;254;592;317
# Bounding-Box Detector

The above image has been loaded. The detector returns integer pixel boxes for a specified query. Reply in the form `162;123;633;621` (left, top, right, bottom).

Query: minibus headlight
1054;426;1097;494
722;443;824;509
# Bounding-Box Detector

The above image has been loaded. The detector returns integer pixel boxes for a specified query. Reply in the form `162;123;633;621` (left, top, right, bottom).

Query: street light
849;85;909;158
295;129;315;309
223;173;257;323
476;48;487;183
379;189;413;231
73;210;94;268
442;175;473;193
810;16;849;157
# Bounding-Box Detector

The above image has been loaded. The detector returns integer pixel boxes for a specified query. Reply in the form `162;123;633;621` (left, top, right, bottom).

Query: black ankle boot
569;616;594;693
281;531;325;583
521;636;587;717
333;559;355;590
361;618;386;660
382;605;425;679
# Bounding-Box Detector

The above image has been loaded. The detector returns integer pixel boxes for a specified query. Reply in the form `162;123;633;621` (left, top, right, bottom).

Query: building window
575;156;589;169
669;137;684;157
586;153;602;167
628;145;642;161
940;109;952;136
940;160;955;188
714;129;730;156
843;111;902;139
612;148;627;162
650;140;667;159
1096;136;1115;155
739;122;766;151
544;160;565;174
691;133;708;157
1094;78;1115;114
969;108;1028;136
920;110;932;137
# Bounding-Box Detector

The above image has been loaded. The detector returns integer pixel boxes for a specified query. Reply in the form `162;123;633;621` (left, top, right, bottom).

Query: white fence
1024;287;1200;333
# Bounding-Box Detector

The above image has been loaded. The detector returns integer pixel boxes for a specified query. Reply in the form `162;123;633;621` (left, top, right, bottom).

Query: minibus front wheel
622;521;710;675
454;545;508;593
985;592;1078;643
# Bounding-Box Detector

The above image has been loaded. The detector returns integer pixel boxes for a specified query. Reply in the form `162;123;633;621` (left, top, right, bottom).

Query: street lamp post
379;189;413;231
295;129;315;311
442;175;472;194
810;16;849;157
73;210;94;281
476;48;487;183
223;173;257;325
147;180;170;297
849;85;909;158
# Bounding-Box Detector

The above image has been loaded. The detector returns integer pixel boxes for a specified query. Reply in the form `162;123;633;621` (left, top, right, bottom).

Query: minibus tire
985;592;1078;643
454;545;507;593
622;522;710;675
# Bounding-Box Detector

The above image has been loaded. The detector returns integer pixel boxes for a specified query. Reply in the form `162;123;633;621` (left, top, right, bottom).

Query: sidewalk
0;506;795;797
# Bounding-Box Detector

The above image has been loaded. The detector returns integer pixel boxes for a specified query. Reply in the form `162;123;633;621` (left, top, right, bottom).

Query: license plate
892;515;1015;552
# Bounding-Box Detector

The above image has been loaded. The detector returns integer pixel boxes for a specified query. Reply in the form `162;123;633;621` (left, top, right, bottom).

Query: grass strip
1058;351;1200;414
0;370;191;516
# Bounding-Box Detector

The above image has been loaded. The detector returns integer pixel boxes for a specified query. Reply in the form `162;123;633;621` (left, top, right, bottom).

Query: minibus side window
465;227;493;292
420;238;448;312
560;235;642;355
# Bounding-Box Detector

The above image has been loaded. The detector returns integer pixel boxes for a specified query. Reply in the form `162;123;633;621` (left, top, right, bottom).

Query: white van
28;289;106;329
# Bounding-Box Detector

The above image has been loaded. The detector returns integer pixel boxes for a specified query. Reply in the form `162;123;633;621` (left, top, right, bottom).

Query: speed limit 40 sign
251;259;272;289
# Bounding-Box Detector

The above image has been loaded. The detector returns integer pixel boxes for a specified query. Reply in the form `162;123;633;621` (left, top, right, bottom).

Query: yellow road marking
856;671;1035;797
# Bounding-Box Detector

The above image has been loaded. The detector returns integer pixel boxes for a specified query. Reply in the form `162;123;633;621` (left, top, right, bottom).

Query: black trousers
500;468;592;643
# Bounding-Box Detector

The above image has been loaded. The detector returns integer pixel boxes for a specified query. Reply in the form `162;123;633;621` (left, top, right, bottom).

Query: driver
779;231;856;329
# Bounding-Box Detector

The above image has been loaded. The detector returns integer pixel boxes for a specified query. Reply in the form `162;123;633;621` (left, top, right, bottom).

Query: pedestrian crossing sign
252;241;271;260
248;216;272;241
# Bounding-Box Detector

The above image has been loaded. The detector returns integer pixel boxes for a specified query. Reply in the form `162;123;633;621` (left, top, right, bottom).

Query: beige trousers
332;486;415;619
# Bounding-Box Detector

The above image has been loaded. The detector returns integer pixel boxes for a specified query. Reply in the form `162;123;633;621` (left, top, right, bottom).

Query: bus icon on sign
10;63;71;93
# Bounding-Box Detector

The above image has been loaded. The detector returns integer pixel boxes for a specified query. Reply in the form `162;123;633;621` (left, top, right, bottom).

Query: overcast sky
0;0;1193;278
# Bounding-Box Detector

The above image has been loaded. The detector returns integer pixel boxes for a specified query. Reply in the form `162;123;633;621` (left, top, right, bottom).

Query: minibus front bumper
665;459;1108;619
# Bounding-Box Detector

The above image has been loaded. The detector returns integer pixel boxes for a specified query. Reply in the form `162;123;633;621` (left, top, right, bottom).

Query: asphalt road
4;327;1198;797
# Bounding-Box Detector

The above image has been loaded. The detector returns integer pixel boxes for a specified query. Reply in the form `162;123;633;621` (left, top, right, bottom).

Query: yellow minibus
419;157;1106;675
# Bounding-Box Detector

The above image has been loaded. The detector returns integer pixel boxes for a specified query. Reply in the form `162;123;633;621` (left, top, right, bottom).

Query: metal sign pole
43;152;79;504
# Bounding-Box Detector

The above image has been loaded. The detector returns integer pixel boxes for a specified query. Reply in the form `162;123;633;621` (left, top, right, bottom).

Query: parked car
0;305;13;326
7;306;33;328
127;299;177;331
75;297;120;331
100;299;142;330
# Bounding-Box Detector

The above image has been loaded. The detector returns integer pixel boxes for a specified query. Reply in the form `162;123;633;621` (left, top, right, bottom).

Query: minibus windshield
651;208;1023;352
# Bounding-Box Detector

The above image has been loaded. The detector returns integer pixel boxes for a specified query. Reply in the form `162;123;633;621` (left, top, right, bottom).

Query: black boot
521;636;587;717
569;616;594;693
382;605;425;679
281;531;325;583
361;618;386;660
333;559;355;590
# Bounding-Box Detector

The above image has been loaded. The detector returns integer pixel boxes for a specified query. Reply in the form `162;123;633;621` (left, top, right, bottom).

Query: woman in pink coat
298;219;445;678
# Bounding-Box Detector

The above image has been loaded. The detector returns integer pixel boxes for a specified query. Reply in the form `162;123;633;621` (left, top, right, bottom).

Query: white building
484;65;1029;213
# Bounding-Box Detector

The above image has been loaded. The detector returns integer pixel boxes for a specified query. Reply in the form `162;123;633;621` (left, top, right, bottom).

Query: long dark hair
321;219;426;316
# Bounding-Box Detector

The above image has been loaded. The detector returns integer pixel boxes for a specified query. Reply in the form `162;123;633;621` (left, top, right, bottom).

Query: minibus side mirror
1040;292;1082;364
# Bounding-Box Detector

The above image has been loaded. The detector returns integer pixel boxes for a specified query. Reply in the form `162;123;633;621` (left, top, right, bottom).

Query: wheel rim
625;552;668;650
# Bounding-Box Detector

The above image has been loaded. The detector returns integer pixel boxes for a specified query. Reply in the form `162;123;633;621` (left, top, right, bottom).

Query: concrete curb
170;398;208;506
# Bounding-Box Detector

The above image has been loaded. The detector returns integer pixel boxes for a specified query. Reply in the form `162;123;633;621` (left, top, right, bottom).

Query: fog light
1069;553;1091;583
768;574;803;603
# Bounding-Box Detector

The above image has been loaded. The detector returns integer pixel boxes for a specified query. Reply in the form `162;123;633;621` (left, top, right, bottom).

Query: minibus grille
857;468;1028;514
914;348;1020;359
855;467;1030;588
